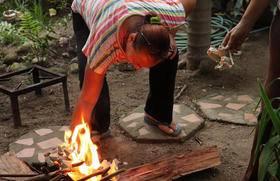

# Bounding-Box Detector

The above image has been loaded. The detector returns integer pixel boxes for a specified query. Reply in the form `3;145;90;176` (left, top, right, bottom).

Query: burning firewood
99;169;126;181
77;166;110;181
71;161;85;168
33;114;121;181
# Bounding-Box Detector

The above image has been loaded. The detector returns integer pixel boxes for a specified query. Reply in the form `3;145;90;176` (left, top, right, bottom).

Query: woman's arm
71;65;105;130
222;0;271;51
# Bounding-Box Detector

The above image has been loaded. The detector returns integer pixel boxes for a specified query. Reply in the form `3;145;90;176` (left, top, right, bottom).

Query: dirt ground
0;23;270;180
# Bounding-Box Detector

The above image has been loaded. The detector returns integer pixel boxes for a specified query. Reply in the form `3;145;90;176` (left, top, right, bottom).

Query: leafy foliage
31;0;45;24
0;0;31;12
255;79;280;181
55;12;72;30
0;21;24;45
20;13;56;60
20;13;41;38
13;0;29;12
48;0;69;12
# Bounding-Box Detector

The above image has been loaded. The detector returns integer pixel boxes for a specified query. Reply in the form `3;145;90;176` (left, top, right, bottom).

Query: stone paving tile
15;138;34;146
244;113;258;123
119;104;204;143
9;126;68;164
199;102;222;109
35;128;53;136
122;113;144;122
217;112;232;118
16;148;35;158
225;103;246;110
139;127;149;136
173;104;181;113
238;95;254;102
181;114;201;123
197;93;259;125
37;137;63;150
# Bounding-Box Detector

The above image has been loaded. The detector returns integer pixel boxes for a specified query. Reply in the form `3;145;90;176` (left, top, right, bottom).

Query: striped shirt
72;0;186;74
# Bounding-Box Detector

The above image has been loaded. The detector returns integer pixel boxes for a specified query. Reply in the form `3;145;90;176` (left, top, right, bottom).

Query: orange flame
61;114;101;181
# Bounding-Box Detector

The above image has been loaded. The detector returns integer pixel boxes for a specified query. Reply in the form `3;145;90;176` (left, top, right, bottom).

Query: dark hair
133;13;170;62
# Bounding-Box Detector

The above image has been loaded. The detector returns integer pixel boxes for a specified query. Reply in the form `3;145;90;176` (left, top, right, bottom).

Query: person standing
222;0;280;180
71;0;197;139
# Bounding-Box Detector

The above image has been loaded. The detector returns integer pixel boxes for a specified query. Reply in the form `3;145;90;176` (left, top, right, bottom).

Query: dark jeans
243;9;280;181
144;52;179;124
72;12;178;133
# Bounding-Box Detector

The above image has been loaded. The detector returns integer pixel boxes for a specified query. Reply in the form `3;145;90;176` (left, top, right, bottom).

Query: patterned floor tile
9;126;67;164
119;104;204;143
197;93;259;125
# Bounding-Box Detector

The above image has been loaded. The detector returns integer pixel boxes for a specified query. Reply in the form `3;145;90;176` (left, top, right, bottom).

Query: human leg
144;52;180;135
243;9;280;181
91;78;111;134
72;12;89;89
265;9;280;104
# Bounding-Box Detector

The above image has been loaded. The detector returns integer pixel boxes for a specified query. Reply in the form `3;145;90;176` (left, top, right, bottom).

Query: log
0;151;36;181
118;146;221;181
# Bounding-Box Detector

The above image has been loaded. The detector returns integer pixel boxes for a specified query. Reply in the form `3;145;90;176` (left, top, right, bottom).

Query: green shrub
31;0;45;24
0;0;31;13
13;0;29;12
0;21;24;45
20;13;56;60
255;78;280;181
49;0;69;11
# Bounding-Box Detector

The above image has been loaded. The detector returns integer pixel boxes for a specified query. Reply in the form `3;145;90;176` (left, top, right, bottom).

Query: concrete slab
119;104;205;143
197;93;259;125
9;126;67;164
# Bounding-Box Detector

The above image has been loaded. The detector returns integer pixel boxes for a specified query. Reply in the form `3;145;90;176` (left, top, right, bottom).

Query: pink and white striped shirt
72;0;186;74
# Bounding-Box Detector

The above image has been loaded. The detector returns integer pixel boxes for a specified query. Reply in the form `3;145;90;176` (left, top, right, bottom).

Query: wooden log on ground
119;146;221;181
0;151;36;181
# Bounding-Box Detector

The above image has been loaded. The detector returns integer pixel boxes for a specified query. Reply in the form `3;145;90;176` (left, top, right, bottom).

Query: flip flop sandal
144;115;181;137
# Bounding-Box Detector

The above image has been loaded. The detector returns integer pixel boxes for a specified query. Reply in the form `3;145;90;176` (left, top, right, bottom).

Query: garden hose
175;15;270;54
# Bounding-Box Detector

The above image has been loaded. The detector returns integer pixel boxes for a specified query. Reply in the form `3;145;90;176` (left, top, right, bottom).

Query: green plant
0;21;25;45
0;0;31;12
20;13;56;61
28;0;50;26
49;0;68;11
13;0;28;12
55;12;72;30
32;0;44;22
254;78;280;181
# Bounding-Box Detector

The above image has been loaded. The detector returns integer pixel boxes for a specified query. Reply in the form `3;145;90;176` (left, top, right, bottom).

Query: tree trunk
186;0;212;71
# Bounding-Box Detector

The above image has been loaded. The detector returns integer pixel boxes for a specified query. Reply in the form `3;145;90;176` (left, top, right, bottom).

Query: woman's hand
70;65;105;131
222;22;252;52
70;98;95;130
168;33;178;59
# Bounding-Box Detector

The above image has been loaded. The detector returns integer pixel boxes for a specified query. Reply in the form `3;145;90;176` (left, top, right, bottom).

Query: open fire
59;114;118;181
